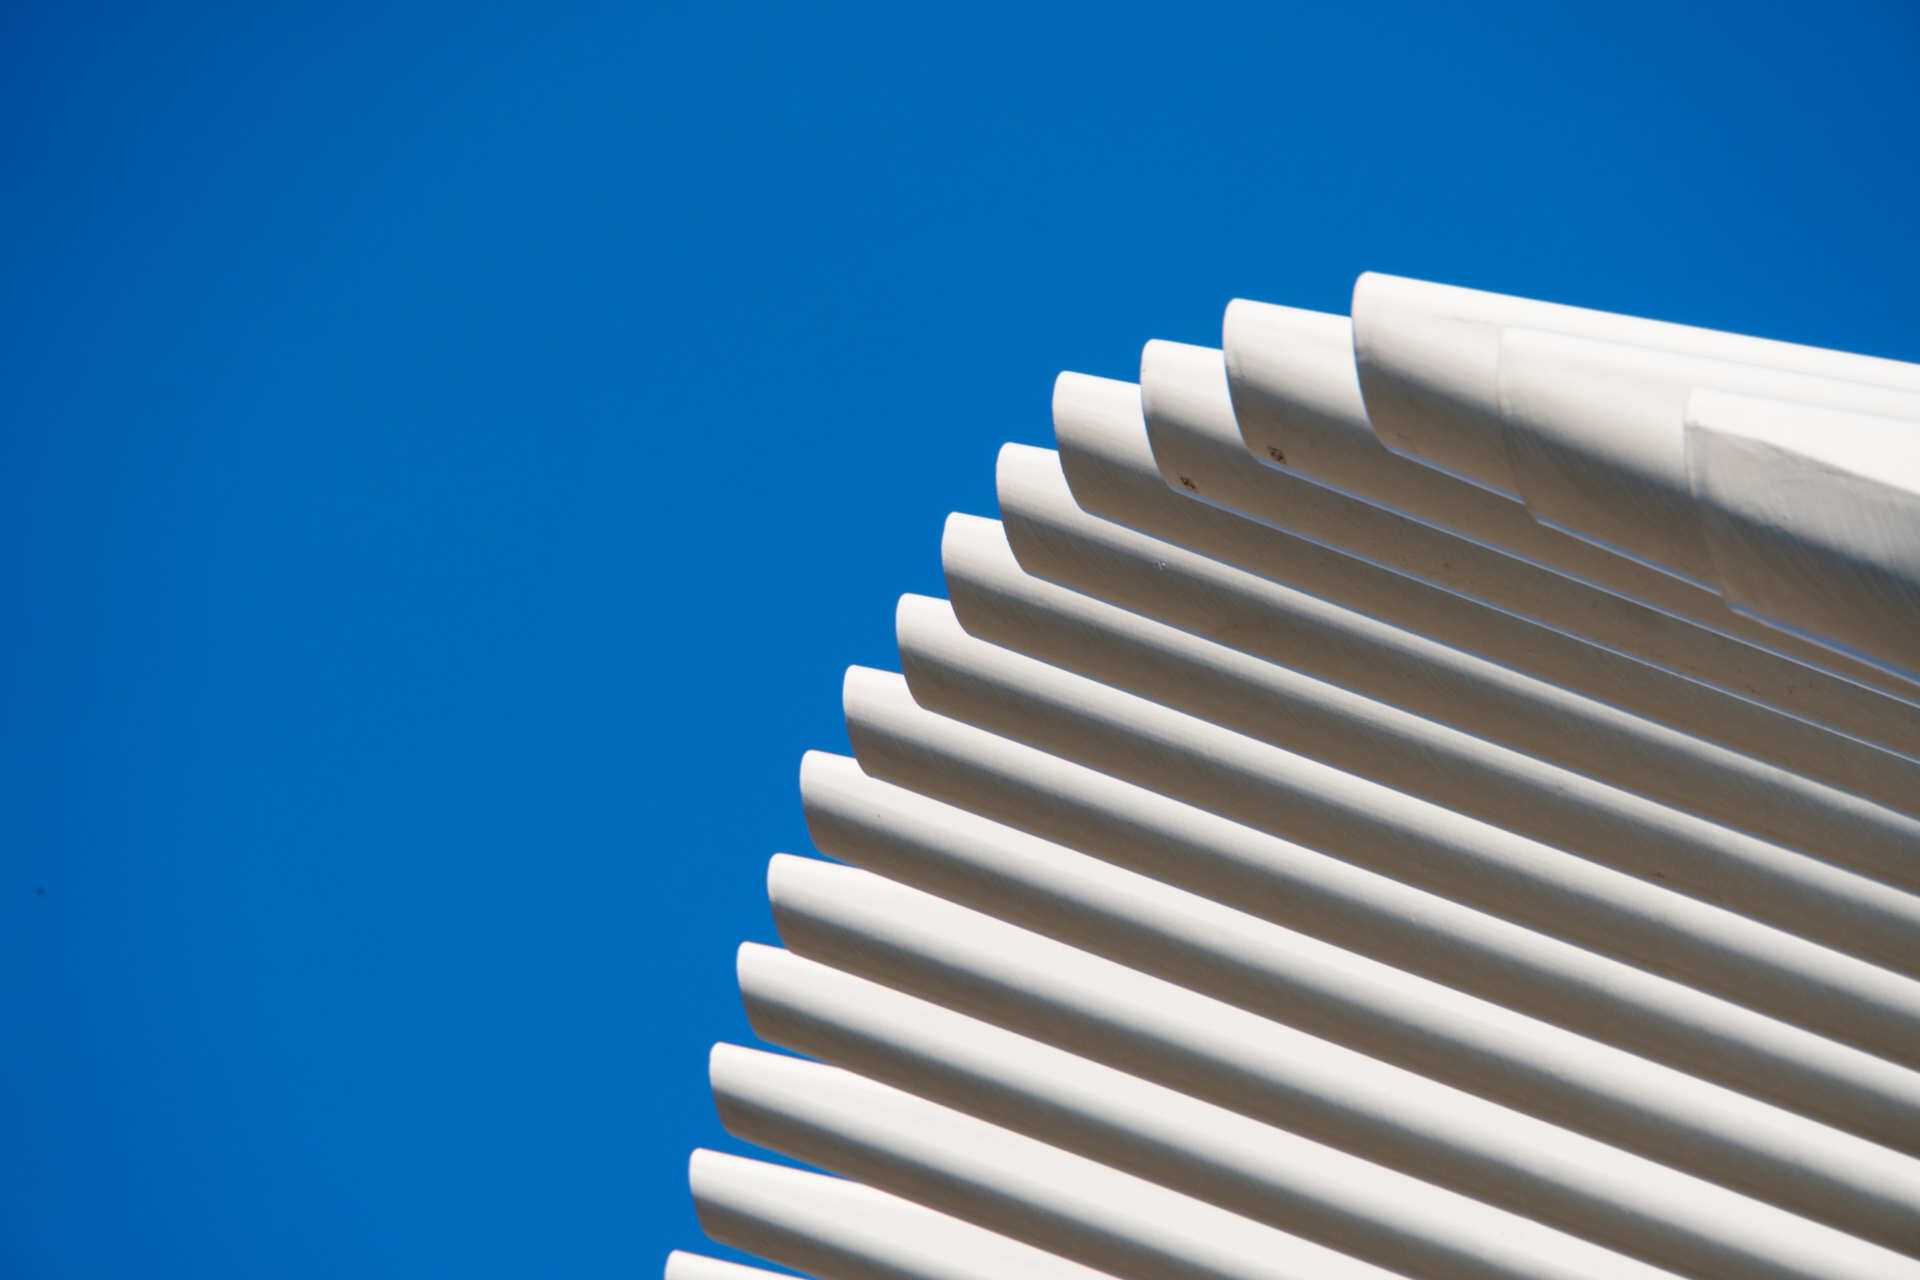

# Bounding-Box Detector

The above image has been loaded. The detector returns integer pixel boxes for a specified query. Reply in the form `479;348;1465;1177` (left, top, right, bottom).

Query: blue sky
4;2;1917;1276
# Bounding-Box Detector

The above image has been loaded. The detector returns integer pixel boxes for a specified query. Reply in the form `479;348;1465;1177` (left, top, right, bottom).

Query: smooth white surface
834;669;1920;1146
1049;370;1920;820
741;942;1686;1280
675;277;1920;1278
709;1044;1407;1280
664;1250;797;1280
1142;336;1920;754
797;751;1920;1189
687;1151;1117;1280
941;509;1920;970
763;858;1920;1280
893;592;1920;1066
1688;389;1920;680
1349;271;1920;499
1223;298;1919;699
1495;327;1920;588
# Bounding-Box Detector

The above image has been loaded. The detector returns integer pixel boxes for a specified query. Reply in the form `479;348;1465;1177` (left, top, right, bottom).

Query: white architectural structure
667;275;1920;1280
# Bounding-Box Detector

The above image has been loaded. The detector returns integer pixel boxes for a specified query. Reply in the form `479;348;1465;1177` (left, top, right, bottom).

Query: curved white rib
709;1044;1408;1280
796;752;1920;1192
1051;370;1920;806
1348;272;1920;500
943;511;1920;963
671;276;1920;1277
740;942;1685;1280
1687;390;1920;681
835;667;1920;1147
664;1250;798;1280
893;592;1920;1064
1493;328;1920;592
1220;297;1915;698
1140;337;1920;757
763;858;1920;1280
687;1151;1117;1280
995;432;1920;889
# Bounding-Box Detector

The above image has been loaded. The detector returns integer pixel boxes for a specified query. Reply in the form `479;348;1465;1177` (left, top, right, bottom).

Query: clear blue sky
5;2;1917;1276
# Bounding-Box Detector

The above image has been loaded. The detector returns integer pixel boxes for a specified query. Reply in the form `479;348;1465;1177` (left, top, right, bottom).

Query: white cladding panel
666;277;1920;1280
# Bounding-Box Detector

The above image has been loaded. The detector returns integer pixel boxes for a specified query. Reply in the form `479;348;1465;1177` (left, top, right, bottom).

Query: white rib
797;750;1920;1189
995;428;1920;890
739;942;1686;1280
1218;297;1915;698
687;1150;1118;1280
1347;272;1920;500
943;509;1920;965
1493;328;1920;593
709;1045;1408;1280
835;666;1920;1146
997;435;1920;896
1687;390;1920;681
1140;337;1920;757
1049;370;1920;807
762;857;1920;1280
892;592;1920;1064
669;276;1920;1278
665;1250;799;1280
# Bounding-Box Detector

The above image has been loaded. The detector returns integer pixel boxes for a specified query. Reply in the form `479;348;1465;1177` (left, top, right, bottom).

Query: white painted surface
1051;371;1920;803
664;1250;795;1280
832;670;1920;1146
760;860;1920;1280
740;942;1687;1280
1688;390;1920;680
670;276;1920;1278
687;1150;1118;1280
1147;336;1920;744
894;591;1920;1065
995;434;1920;881
795;752;1920;1190
710;1044;1408;1280
1349;272;1920;498
1494;328;1920;588
1223;298;1920;699
940;510;1920;969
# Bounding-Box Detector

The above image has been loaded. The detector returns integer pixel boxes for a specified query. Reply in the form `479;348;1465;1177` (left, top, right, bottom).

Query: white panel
1688;390;1920;681
1142;336;1920;747
941;508;1920;952
1224;298;1917;698
665;1250;801;1280
709;1045;1407;1280
893;592;1920;1064
1348;272;1920;498
1050;371;1920;803
1494;328;1920;589
687;1151;1117;1280
799;746;1920;1160
762;857;1920;1279
670;277;1920;1278
739;943;1685;1280
994;436;1920;872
